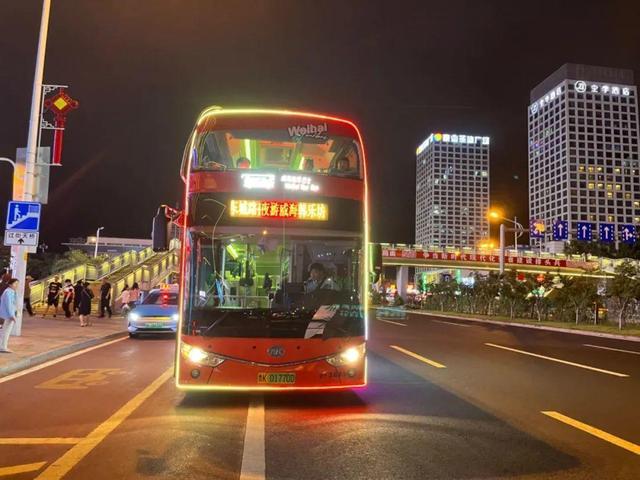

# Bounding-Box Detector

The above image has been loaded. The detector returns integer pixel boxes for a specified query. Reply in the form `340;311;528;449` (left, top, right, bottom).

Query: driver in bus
304;263;338;294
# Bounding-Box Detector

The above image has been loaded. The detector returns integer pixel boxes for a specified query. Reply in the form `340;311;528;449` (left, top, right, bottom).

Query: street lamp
488;209;526;274
94;227;105;258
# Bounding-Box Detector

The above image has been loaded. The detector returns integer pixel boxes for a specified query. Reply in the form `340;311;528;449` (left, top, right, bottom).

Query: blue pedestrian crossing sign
552;219;568;241
5;201;41;232
576;222;594;241
599;223;615;243
619;224;637;245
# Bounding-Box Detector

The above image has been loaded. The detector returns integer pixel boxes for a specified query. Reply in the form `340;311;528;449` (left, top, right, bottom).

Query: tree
500;271;529;320
609;260;640;329
561;276;599;324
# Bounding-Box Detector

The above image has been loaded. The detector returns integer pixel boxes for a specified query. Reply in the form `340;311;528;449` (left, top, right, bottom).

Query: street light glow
488;209;504;221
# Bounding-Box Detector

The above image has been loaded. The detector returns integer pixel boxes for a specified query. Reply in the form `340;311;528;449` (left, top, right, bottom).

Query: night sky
2;0;640;250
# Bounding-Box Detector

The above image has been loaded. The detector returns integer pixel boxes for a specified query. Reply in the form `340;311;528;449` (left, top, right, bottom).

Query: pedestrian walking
263;273;273;294
24;275;34;317
0;269;11;296
43;276;62;317
73;280;83;314
117;285;130;315
78;281;94;327
98;278;112;318
62;279;74;318
128;282;140;310
0;278;19;353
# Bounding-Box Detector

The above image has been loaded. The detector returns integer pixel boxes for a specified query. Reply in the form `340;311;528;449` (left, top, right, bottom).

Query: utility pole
11;0;51;336
94;227;104;258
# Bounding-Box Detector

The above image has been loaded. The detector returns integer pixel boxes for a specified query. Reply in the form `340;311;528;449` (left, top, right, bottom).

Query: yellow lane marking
583;344;640;356
485;343;629;378
389;345;446;368
0;337;127;385
0;438;81;445
0;462;46;476
542;411;640;456
36;368;124;390
36;368;173;480
377;319;407;326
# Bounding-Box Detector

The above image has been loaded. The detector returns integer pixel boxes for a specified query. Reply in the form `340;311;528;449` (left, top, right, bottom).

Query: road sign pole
11;0;51;337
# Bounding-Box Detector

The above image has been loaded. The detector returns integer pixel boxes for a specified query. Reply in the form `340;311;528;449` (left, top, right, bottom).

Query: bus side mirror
370;244;383;283
152;208;170;252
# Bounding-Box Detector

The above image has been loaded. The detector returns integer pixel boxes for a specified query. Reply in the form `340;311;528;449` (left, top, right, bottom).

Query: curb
0;331;128;378
376;307;640;343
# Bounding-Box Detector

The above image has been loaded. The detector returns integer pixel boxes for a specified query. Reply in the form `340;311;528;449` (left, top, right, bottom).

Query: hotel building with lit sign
528;63;640;243
415;132;490;247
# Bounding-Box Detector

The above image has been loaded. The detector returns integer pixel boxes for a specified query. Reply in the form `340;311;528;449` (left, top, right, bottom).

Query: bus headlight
171;313;179;322
181;343;225;367
326;344;365;367
128;312;140;323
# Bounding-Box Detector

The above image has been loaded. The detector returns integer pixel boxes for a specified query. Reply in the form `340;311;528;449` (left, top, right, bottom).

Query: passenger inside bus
302;157;314;171
333;157;355;177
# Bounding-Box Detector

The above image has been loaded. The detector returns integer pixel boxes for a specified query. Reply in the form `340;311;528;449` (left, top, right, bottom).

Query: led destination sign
229;200;328;221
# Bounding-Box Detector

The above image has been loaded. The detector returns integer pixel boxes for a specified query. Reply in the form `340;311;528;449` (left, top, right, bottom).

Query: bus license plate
257;372;296;385
145;322;164;328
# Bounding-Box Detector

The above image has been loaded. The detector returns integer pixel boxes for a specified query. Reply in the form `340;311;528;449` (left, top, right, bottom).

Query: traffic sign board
576;222;594;241
530;219;546;238
599;223;615;243
5;201;41;232
619;224;637;245
552;219;568;241
4;230;38;247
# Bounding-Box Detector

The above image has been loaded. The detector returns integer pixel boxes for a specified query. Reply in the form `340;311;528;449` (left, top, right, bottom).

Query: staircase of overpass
30;246;179;310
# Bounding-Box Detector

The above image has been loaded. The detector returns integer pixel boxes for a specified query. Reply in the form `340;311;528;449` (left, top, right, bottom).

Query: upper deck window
193;128;361;178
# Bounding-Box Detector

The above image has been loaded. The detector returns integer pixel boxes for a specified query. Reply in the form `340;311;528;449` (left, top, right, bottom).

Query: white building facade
528;63;640;244
415;133;490;247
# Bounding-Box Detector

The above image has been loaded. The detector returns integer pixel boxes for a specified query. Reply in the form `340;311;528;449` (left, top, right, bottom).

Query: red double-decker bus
170;107;370;391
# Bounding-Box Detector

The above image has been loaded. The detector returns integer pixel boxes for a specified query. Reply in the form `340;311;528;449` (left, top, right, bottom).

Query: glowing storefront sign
241;173;275;190
416;133;490;154
229;200;328;221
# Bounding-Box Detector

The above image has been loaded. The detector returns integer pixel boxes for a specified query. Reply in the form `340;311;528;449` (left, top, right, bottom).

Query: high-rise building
415;133;490;247
528;63;640;243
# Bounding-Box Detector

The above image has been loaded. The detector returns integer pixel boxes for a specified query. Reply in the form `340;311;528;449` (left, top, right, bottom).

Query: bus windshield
183;231;364;338
192;128;361;178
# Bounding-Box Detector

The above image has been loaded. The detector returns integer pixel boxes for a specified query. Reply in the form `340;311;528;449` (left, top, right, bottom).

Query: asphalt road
0;311;639;479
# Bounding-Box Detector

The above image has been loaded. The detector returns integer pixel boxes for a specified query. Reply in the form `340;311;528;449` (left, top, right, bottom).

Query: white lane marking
240;396;265;480
431;319;471;328
0;337;127;384
584;344;640;356
377;319;407;327
485;343;629;378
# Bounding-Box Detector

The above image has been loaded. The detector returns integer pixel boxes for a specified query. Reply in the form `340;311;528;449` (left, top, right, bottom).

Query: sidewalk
0;314;128;378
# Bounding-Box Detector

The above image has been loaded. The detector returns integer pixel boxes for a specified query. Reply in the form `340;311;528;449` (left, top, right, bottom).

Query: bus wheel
129;333;139;339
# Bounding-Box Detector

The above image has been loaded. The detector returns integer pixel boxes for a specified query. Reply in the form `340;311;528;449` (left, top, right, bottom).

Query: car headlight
128;312;140;322
171;313;179;322
181;343;225;367
326;344;365;367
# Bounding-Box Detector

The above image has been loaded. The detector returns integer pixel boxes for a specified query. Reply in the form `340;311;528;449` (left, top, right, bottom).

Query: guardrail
30;247;155;306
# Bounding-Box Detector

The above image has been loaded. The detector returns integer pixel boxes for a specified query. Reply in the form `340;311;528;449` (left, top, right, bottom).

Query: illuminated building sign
229;200;328;221
530;81;632;115
417;133;490;155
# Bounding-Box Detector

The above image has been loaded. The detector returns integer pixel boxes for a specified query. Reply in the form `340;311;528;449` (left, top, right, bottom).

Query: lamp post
488;209;526;274
94;227;104;258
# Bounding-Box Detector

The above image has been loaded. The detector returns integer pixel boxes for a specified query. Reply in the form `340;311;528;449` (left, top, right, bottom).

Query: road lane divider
0;438;81;445
377;319;407;326
542;411;640;456
35;367;173;480
0;462;47;477
389;345;446;368
0;337;127;385
240;395;265;480
584;344;640;356
485;343;629;378
431;319;471;328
